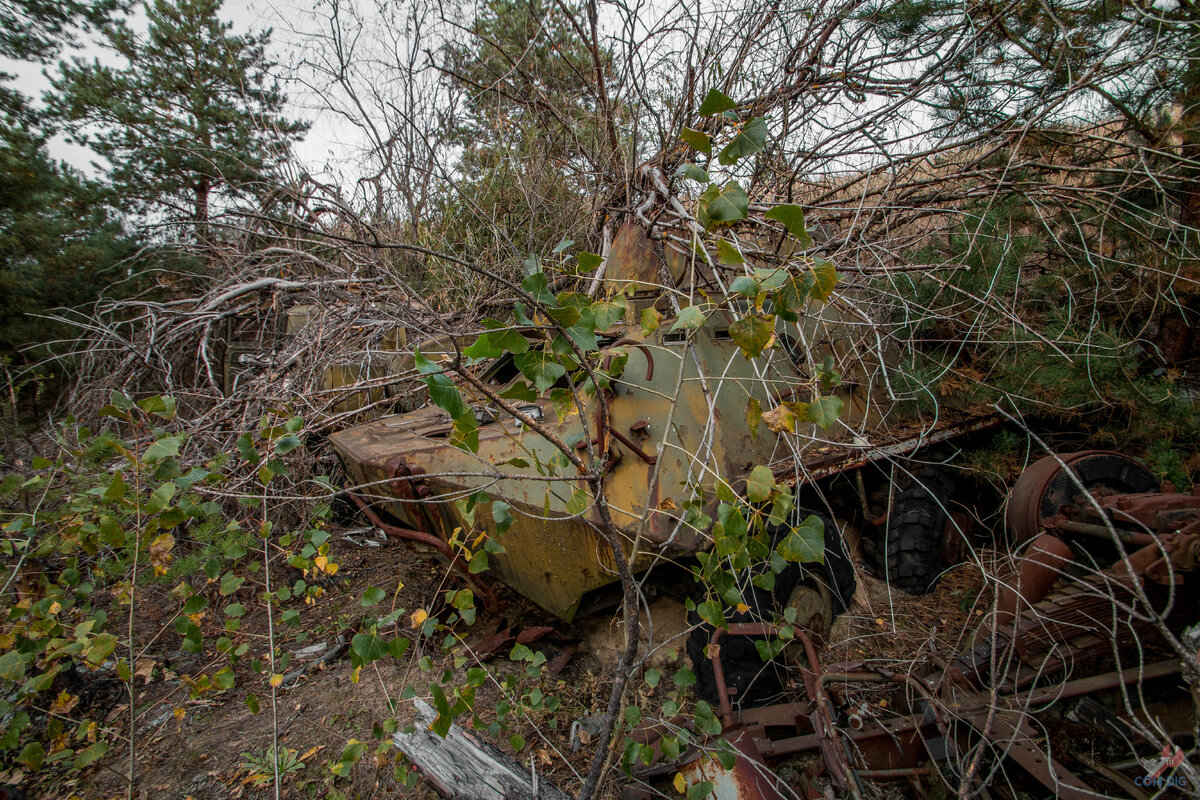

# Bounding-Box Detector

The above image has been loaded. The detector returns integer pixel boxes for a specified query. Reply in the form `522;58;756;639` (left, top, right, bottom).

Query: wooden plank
394;699;573;800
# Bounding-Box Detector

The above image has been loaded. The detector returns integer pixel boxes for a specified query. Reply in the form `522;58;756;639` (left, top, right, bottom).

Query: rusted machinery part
994;533;1075;630
627;657;1184;800
1005;451;1158;543
346;487;500;610
601;338;655;381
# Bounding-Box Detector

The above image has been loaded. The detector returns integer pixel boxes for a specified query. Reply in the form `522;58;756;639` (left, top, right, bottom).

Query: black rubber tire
771;508;857;615
872;468;958;595
687;508;858;709
686;585;787;709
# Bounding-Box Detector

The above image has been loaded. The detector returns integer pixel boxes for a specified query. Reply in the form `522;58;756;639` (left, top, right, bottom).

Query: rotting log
394;699;573;800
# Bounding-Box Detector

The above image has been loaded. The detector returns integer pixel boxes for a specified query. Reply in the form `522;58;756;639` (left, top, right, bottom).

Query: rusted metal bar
348;487;500;610
774;410;1001;485
349;488;457;559
1049;519;1156;546
606;425;658;465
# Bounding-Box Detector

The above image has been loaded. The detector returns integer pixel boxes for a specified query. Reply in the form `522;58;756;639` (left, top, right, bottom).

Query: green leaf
219;572;244;596
17;741;45;771
499;381;537;403
745;465;775;503
103;471;126;501
697;88;737;115
644;668;661;688
577;251;603;271
696;599;724;628
716;239;745;265
514;350;566;393
275;434;302;454
672;667;696;687
777;515;825;563
698;181;749;227
236;433;259;464
693;700;722;736
245;693;261;714
728;315;774;359
640;307;661;336
520;271;554;304
676;162;710;182
351;633;389;666
728;275;758;298
213;668;236;690
451;414;479;454
807;396;843;430
361;586;385;606
137;395;176;420
492;501;514;536
143;436;182;464
688;780;716;800
680;127;712;154
430;684;452;738
746;398;762;439
468;550;489;573
414;351;469;419
717;116;767;166
669;305;705;332
808;256;838;303
146;482;176;513
764;204;813;249
109;390;134;411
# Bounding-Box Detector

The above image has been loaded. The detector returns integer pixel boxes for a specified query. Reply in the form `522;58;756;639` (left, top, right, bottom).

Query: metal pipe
1050;519;1156;546
349;489;457;560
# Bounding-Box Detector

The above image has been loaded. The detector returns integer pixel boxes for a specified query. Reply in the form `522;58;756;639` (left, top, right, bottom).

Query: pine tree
50;0;307;239
0;0;137;373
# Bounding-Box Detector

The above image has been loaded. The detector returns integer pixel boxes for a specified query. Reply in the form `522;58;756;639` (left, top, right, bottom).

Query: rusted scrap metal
395;699;572;800
626;503;1200;800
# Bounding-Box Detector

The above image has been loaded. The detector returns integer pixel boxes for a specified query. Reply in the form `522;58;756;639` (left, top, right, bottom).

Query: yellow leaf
325;561;339;575
174;707;186;722
48;601;61;615
735;603;749;614
351;666;361;684
50;690;78;715
269;674;283;688
86;721;98;743
411;609;428;627
673;772;687;793
314;555;328;571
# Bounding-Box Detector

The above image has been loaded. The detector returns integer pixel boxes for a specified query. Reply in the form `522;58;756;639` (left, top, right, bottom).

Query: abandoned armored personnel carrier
330;220;999;700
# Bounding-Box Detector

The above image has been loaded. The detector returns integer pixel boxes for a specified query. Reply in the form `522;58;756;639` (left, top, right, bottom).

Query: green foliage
0;0;121;64
0;395;333;780
49;0;307;236
0;105;141;369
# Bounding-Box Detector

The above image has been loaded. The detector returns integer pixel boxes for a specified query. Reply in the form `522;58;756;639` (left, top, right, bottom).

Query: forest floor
14;513;1001;800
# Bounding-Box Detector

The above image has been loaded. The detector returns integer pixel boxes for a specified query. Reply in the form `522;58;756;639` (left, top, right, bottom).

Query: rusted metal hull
331;305;946;620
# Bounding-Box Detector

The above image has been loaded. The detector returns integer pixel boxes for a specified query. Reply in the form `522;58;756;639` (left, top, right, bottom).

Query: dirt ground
16;522;1002;800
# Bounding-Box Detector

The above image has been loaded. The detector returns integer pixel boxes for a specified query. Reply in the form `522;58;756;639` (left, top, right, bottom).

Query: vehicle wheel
686;583;786;709
686;509;858;708
771;508;857;616
1004;451;1158;544
871;468;961;595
